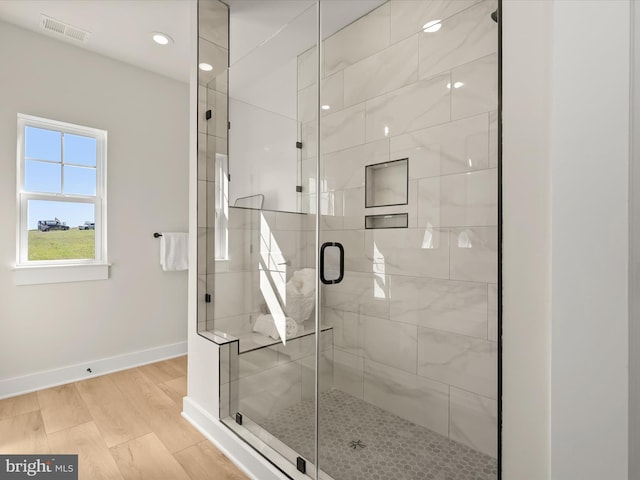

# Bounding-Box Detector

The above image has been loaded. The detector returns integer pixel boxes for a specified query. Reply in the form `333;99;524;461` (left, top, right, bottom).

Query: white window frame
15;114;108;285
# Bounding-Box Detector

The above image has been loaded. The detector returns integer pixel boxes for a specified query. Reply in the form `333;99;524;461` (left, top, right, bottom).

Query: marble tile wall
298;0;498;457
324;3;391;77
450;386;497;457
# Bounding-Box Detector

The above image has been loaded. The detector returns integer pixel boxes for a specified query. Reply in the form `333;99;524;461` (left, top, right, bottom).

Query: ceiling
0;0;191;83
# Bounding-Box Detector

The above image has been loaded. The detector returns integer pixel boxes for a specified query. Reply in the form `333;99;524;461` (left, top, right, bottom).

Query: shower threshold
257;389;497;480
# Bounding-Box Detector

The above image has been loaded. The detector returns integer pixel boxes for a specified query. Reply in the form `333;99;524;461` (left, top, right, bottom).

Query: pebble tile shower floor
261;389;497;480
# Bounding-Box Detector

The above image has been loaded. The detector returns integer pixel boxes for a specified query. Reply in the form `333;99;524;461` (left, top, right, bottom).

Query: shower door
312;1;500;479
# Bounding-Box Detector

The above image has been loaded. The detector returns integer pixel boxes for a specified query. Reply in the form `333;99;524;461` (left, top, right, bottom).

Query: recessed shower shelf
365;213;408;229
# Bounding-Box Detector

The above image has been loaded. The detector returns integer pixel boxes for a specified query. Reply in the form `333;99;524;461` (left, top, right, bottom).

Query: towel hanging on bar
159;232;188;271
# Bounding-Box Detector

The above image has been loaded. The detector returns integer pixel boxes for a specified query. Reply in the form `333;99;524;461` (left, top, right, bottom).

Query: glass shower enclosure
197;1;499;479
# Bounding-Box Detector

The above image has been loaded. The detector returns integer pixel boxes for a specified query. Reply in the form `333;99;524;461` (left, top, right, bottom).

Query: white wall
502;2;552;477
0;21;189;394
549;2;630;479
503;1;631;479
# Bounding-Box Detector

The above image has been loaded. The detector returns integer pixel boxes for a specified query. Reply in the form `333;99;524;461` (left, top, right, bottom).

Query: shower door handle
320;242;344;285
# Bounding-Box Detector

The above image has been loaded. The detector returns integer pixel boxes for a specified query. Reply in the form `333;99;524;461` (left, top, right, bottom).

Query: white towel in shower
253;314;298;340
160;232;189;271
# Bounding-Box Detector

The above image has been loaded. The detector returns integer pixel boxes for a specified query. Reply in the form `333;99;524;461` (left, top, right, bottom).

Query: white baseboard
182;397;285;480
0;341;187;399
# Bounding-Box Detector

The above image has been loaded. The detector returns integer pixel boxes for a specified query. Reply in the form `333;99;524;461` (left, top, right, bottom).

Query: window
16;114;108;284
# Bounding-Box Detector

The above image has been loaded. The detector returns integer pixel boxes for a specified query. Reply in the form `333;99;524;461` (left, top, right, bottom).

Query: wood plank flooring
0;357;248;480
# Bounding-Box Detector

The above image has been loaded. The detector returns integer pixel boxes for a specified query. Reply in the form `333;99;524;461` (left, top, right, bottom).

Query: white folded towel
253;314;298;341
160;232;189;271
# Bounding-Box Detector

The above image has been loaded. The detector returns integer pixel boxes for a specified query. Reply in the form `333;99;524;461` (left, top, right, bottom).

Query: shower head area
196;1;499;479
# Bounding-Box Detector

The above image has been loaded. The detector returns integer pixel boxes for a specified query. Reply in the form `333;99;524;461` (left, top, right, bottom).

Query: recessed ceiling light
152;32;173;45
199;63;213;72
321;105;331;111
423;20;442;33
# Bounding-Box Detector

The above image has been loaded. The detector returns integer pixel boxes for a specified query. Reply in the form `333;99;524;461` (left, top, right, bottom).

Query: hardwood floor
0;357;248;480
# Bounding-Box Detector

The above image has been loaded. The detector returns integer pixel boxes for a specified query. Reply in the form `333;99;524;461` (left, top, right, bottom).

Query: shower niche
365;158;409;208
197;0;500;479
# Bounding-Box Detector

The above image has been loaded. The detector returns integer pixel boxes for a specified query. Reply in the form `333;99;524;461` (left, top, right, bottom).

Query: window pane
65;134;96;166
64;165;96;195
25;160;61;193
27;200;95;261
25;126;61;162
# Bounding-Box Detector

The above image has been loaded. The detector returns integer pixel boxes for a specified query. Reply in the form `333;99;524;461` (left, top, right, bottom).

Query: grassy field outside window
28;228;95;261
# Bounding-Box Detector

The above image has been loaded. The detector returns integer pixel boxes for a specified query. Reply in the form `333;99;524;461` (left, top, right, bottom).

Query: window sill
14;263;110;286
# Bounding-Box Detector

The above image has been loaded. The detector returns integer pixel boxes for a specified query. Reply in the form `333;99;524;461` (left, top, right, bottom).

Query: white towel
253;314;298;341
160;232;189;271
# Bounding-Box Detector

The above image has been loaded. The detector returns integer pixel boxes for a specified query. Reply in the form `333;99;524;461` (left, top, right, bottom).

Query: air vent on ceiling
40;14;90;43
